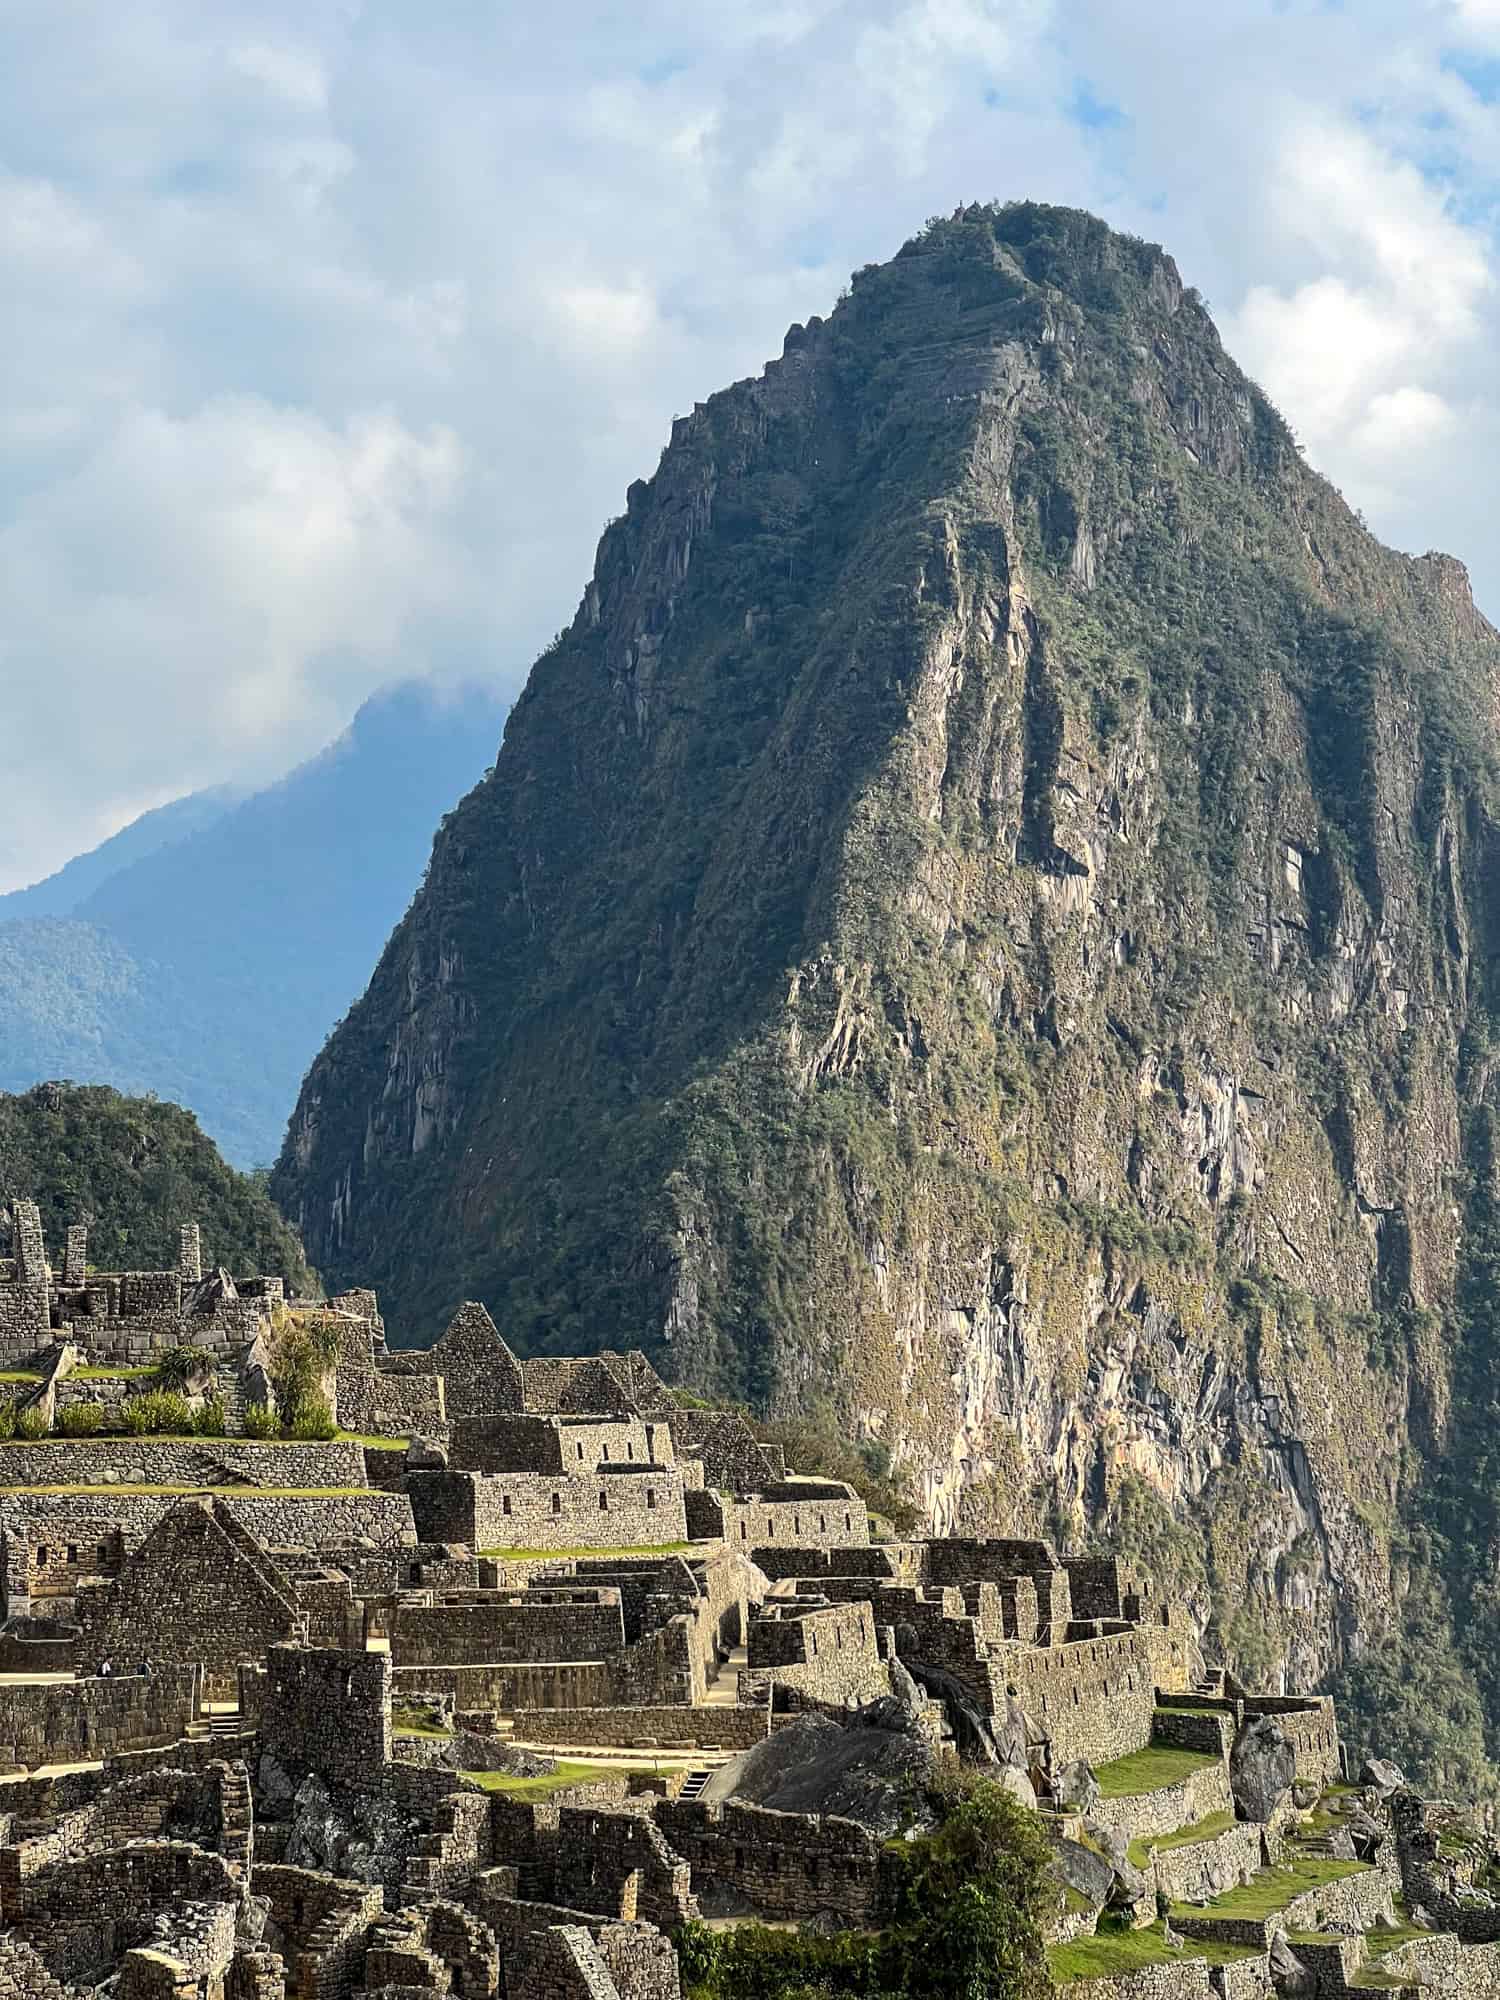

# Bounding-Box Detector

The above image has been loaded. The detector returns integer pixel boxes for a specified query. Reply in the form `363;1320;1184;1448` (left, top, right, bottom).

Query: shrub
0;1399;18;1442
242;1401;280;1439
286;1393;336;1441
121;1389;192;1436
59;1401;104;1436
155;1346;208;1391
15;1405;50;1440
191;1396;228;1437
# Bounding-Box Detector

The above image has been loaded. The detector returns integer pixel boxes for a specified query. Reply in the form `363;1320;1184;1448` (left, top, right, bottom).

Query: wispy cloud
1;0;1498;887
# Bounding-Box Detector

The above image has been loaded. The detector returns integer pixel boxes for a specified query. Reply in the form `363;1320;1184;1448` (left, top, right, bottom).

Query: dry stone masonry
0;1195;1495;1996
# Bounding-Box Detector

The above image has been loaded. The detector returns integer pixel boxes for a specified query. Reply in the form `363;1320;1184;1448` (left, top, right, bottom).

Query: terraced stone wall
0;1438;368;1489
390;1594;627;1669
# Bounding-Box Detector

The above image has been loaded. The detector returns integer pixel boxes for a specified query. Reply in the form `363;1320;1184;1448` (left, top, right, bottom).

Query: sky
3;0;1500;891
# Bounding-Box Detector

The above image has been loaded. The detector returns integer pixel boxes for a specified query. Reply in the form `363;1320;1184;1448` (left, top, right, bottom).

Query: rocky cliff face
273;205;1500;1787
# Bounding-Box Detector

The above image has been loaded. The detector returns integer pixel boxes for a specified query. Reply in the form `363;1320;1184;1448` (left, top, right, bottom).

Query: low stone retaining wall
1150;1822;1263;1905
0;1665;197;1769
0;1438;368;1490
1053;1964;1217;1999
511;1703;772;1752
1173;1864;1392;1952
1;1489;415;1566
1151;1708;1232;1757
1088;1758;1233;1847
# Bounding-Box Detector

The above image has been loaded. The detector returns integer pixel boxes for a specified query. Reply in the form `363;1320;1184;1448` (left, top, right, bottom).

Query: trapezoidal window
502;1495;512;1516
551;1492;561;1515
647;1490;657;1509
599;1490;609;1511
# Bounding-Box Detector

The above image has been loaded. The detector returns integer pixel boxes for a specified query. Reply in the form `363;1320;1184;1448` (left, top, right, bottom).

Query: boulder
1325;1826;1357;1861
993;1763;1037;1812
406;1435;449;1470
1054;1759;1101;1815
1230;1715;1296;1823
1050;1837;1113;1914
1268;1930;1314;1996
1359;1757;1407;1796
1082;1821;1150;1915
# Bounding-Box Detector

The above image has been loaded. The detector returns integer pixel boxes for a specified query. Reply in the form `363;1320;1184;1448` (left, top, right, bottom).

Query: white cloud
231;39;328;109
2;0;1500;888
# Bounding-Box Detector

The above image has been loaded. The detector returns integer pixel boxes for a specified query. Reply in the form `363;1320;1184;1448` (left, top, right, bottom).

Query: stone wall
654;1798;885;1924
2;1837;238;1986
1148;1820;1263;1905
0;1665;197;1768
552;1807;697;1927
510;1704;773;1752
73;1500;302;1692
747;1603;888;1707
703;1486;870;1553
0;1936;76;1999
1084;1754;1234;1848
1002;1631;1157;1767
1243;1697;1341;1786
409;1469;690;1554
1061;1968;1216;2000
260;1645;392;1788
427;1304;525;1416
924;1538;1073;1645
2;1491;415;1617
390;1594;627;1669
665;1412;774;1491
0;1438;369;1489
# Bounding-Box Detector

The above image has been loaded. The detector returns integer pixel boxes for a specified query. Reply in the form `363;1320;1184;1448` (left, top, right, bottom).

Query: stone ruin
0;1201;1494;1996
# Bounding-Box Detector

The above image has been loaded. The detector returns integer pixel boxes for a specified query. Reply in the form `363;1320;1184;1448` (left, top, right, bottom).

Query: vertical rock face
274;205;1500;1777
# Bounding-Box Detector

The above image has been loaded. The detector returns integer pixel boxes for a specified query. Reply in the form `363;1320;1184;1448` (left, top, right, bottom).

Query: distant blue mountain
0;681;506;1165
0;785;243;921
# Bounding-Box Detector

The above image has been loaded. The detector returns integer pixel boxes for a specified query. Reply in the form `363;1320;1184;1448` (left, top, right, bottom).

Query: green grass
1364;1921;1429;1960
460;1761;633;1799
395;1724;451;1740
0;1371;42;1383
345;1433;409;1450
72;1366;157;1380
1128;1808;1237;1869
1171;1857;1369;1923
1049;1921;1261;1982
477;1541;698;1560
1095;1744;1220;1798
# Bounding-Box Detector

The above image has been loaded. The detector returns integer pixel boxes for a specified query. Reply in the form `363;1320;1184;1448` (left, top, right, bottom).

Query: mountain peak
274;206;1500;1787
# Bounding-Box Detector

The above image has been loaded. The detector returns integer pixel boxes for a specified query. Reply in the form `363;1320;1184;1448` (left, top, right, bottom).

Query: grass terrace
461;1761;642;1800
1095;1743;1220;1798
1127;1807;1236;1870
1050;1920;1262;1982
1170;1857;1370;1924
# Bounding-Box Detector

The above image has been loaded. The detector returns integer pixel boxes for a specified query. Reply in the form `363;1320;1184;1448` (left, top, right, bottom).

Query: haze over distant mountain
0;681;506;1166
277;203;1500;1790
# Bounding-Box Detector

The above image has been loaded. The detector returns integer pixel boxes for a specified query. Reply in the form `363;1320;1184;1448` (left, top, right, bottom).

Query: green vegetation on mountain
0;1081;312;1284
275;203;1500;1790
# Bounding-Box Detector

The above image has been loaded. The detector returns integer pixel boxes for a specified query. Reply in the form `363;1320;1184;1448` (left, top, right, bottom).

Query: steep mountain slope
0;786;242;921
274;205;1500;1789
0;1082;311;1283
0;682;507;1165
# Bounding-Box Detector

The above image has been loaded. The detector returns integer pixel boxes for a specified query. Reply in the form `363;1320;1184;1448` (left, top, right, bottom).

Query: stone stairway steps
678;1769;713;1803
